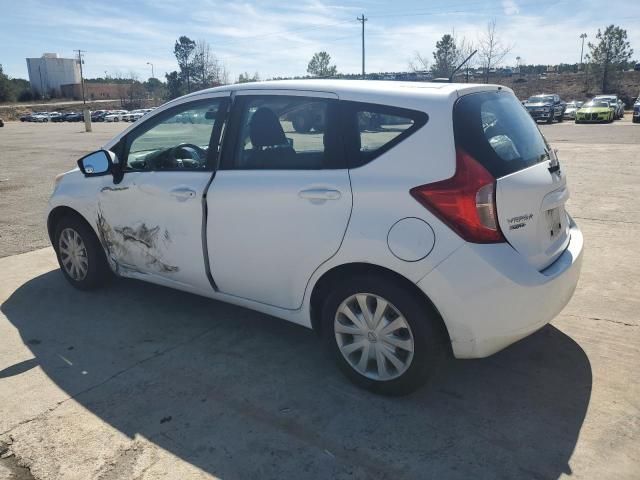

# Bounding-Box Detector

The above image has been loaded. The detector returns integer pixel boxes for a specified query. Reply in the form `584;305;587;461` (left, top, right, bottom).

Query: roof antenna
449;50;477;82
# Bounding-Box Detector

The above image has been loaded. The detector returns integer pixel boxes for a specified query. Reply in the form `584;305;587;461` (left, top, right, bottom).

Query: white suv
47;80;583;394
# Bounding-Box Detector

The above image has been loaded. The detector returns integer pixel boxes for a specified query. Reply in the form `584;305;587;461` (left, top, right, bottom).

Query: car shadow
1;270;592;479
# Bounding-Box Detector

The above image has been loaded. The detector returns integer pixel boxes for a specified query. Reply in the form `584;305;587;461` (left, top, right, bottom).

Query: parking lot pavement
0;120;639;479
0;122;125;258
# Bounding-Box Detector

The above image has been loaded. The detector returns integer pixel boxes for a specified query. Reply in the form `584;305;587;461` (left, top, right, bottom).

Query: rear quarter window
454;91;550;178
341;101;428;168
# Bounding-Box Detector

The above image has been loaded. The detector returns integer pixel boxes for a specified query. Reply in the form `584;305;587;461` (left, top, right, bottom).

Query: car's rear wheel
322;275;447;395
54;215;111;290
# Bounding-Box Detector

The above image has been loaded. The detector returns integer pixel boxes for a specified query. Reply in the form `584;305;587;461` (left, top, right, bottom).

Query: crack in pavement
572;216;639;226
566;314;637;328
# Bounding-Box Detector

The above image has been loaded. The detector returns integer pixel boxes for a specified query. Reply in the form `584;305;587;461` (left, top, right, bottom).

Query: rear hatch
454;90;570;270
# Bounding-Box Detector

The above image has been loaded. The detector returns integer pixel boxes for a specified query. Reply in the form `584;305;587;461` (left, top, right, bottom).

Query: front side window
126;99;224;171
227;95;341;170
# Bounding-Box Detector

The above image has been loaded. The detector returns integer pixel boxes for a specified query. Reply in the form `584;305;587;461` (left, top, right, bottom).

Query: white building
26;53;81;96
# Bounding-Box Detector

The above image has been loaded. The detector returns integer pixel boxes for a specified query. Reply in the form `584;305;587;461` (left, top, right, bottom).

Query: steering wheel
167;143;207;169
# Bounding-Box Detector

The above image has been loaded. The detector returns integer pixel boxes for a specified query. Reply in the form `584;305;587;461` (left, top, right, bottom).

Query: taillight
410;148;505;243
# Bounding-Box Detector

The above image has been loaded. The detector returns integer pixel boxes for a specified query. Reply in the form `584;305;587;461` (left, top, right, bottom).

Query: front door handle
298;188;342;201
170;187;197;200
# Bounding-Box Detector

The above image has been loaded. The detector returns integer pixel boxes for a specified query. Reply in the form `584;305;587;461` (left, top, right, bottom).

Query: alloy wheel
334;293;415;381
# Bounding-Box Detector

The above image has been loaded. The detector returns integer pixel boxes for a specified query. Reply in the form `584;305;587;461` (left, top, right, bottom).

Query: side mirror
77;150;113;176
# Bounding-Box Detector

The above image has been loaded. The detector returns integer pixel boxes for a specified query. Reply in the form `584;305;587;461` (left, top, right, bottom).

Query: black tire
53;215;111;290
292;113;312;133
557;112;564;122
321;274;448;396
547;112;554;124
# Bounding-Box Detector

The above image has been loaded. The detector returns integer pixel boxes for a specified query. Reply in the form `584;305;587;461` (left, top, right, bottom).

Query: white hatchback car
48;80;583;394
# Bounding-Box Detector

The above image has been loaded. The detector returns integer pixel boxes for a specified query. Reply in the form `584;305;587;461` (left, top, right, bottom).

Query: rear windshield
454;91;550;178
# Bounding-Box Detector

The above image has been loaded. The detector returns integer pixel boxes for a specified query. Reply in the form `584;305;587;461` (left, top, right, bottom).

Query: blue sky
1;0;638;82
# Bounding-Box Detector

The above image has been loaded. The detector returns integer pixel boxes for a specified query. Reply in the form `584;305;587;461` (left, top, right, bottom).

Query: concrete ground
0;118;639;479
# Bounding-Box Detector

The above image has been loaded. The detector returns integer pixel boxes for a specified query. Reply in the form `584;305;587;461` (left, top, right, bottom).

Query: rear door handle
169;187;197;200
298;188;342;201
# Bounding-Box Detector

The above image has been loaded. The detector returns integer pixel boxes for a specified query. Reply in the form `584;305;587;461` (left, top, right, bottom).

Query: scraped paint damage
96;208;179;274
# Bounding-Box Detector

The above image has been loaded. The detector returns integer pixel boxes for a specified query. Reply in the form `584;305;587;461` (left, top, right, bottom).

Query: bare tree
478;19;512;83
409;52;430;73
456;37;477;81
192;40;228;88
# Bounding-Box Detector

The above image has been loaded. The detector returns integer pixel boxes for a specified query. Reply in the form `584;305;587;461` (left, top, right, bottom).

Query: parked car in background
65;112;84;122
32;112;59;123
26;112;46;122
47;80;583;395
104;110;128;122
51;112;67;122
563;101;583;120
633;99;640;123
20;113;33;122
0;117;4;127
575;100;615;123
593;95;623;119
523;94;566;123
91;110;108;122
122;109;146;122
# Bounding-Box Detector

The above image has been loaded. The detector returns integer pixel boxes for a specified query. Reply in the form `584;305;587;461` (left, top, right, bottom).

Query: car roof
180;79;510;100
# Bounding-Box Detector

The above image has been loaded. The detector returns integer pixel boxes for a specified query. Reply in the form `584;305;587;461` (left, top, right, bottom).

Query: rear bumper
418;216;583;359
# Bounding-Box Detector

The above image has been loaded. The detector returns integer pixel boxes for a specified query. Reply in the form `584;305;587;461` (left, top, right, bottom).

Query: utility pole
75;49;91;132
38;65;44;99
75;49;87;104
357;14;367;79
146;62;155;79
579;33;587;70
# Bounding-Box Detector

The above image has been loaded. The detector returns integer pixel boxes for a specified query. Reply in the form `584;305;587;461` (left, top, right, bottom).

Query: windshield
454;91;550;178
528;96;553;104
585;101;609;108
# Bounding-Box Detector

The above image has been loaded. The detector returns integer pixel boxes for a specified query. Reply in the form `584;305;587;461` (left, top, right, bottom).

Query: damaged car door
97;95;229;293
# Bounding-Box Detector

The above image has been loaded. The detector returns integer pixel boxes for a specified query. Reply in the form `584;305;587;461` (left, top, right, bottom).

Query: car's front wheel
54;215;111;290
322;275;447;395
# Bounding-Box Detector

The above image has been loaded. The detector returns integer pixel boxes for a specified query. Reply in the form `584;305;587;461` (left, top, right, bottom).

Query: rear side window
224;95;343;170
454;91;550;178
341;102;428;168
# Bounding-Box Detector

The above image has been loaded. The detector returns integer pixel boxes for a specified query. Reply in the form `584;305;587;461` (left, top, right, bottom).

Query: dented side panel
95;171;213;291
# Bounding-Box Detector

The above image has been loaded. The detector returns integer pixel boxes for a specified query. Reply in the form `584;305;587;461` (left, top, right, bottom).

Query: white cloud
502;0;520;16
